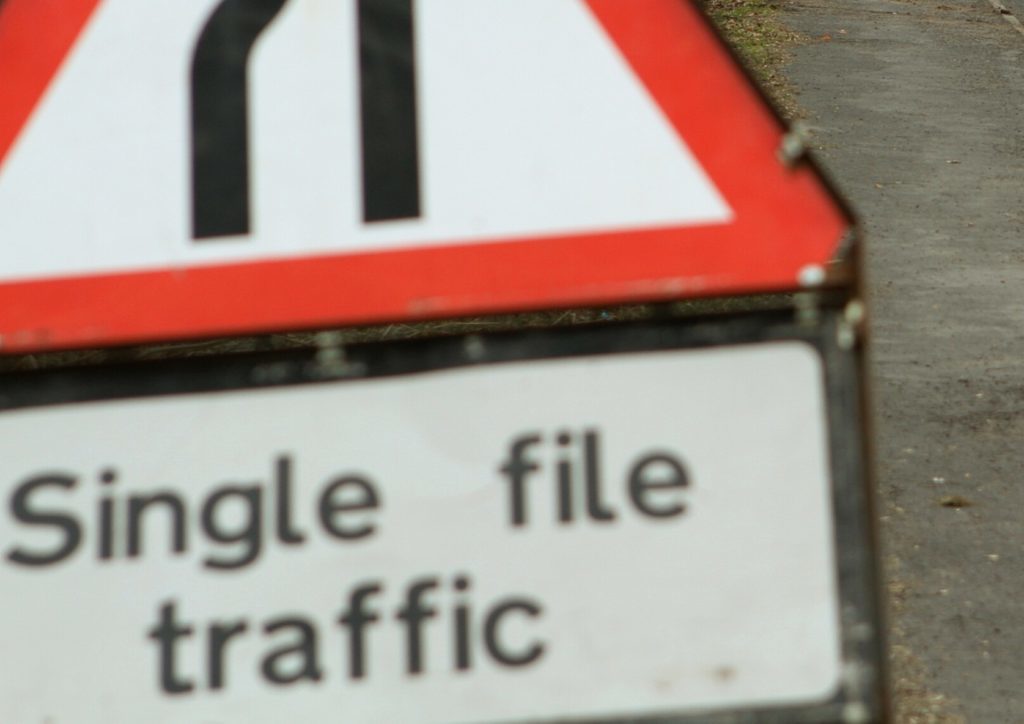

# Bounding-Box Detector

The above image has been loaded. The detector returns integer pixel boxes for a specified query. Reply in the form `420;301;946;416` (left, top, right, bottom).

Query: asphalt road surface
784;0;1024;721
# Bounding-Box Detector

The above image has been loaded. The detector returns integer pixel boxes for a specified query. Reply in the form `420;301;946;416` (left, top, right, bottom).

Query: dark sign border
0;309;885;723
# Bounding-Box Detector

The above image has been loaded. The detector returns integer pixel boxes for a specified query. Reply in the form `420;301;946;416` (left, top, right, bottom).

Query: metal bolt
777;122;812;167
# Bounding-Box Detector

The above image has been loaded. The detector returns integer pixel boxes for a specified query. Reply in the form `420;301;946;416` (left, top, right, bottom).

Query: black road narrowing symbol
191;0;421;241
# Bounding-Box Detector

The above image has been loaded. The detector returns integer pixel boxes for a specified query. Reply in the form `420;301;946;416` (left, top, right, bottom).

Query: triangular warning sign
0;0;850;353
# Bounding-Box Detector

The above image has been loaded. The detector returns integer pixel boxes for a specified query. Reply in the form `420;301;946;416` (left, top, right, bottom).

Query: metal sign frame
0;307;884;723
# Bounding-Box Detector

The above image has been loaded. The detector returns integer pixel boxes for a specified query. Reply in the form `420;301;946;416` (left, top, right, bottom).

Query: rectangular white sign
0;341;841;723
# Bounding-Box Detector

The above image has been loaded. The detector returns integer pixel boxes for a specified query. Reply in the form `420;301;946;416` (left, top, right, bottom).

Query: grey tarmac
782;0;1024;721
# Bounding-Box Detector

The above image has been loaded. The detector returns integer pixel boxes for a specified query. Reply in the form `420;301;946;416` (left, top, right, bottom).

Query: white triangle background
0;0;731;282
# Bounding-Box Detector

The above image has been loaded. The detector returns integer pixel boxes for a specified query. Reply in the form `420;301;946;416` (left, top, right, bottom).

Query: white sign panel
0;342;841;722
